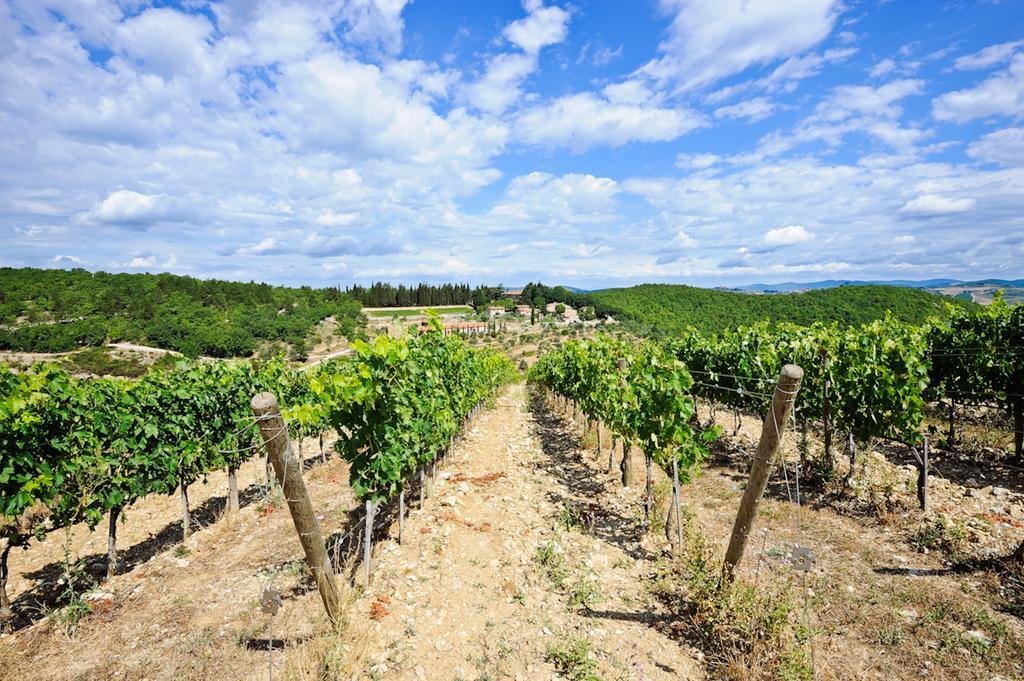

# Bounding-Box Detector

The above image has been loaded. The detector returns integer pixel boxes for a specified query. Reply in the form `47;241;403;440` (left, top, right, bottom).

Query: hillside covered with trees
582;284;970;335
345;282;505;309
0;268;363;358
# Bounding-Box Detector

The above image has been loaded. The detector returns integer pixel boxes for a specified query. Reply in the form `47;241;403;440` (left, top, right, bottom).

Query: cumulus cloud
933;53;1024;122
502;2;570;55
464;1;569;114
900;195;976;215
763;225;814;246
85;190;194;227
967;127;1024;166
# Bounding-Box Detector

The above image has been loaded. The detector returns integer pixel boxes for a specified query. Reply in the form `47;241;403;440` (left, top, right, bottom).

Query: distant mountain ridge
734;278;1024;293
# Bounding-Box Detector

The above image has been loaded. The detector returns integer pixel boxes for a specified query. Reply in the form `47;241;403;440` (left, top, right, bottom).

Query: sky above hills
1;0;1022;288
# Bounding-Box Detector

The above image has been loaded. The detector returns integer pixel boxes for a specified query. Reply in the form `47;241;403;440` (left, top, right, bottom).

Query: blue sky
1;0;1022;288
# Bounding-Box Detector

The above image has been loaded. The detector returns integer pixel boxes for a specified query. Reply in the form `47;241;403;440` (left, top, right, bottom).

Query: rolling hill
583;283;969;336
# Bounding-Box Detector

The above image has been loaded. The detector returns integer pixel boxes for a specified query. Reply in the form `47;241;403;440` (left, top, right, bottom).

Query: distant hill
583;284;969;336
0;267;363;358
735;278;1024;292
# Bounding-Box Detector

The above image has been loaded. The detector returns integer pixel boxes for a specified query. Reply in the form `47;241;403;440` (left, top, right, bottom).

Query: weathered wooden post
398;490;405;544
107;507;121;579
723;364;803;582
917;436;929;511
0;541;11;631
227;465;240;514
180;483;190;542
363;500;375;584
252;392;343;624
821;350;832;471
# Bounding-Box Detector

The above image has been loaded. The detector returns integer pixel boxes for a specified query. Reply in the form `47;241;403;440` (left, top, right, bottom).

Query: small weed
879;626;905;646
46;535;96;637
558;501;583;532
567;573;602;610
545;636;601;681
174;545;192;558
535;540;567;587
910;514;968;560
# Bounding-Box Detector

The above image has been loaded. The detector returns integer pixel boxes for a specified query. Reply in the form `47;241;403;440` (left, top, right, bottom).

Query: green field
366;306;473;318
583;284;970;336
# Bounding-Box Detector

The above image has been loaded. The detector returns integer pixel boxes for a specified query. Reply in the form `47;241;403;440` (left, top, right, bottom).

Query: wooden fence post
252;392;343;625
723;364;803;582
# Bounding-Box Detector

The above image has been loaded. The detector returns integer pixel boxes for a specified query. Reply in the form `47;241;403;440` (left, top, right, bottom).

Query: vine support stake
363;500;375;585
107;506;121;579
672;454;683;549
227;465;239;514
723;364;803;582
399;490;405;544
644;453;653;519
180;483;190;542
917;436;929;512
252;392;343;625
0;542;11;631
821;350;832;468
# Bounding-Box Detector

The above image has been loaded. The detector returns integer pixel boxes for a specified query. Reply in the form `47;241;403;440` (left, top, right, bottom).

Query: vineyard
0;320;516;630
1;300;1023;680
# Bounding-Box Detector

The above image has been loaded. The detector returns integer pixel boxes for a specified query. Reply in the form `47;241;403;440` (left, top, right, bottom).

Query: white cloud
870;58;897;78
317;210;359;226
464;2;569;114
126;255;156;268
52;254;83;264
669;230;697;248
569;243;611;258
760;79;926;154
116;8;216;81
933;54;1024;123
464;53;537;114
86;190;192;226
900;194;976;215
968;127;1024;166
639;0;842;92
714;97;775;122
763;225;814;246
515;93;705;151
337;0;412;55
502;2;570;55
893;235;916;245
592;45;623;66
953;40;1023;70
676;153;721;170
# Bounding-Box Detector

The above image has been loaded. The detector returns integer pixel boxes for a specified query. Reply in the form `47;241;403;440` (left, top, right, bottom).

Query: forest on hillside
583;284;971;335
0;268;363;358
344;282;505;308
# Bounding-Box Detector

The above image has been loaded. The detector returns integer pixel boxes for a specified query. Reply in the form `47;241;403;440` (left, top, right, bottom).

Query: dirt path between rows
345;381;702;680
